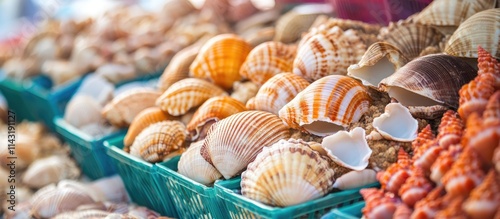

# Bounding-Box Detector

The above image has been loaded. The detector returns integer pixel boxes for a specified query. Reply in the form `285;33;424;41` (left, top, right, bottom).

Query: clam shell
190;34;252;89
64;95;104;129
248;73;310;115
158;43;201;92
372;103;418;142
124;107;176;150
156;78;228;116
102;88;161;127
129;121;188;163
321;127;372;171
201;111;290;179
178;140;222;185
230;81;259;105
347;42;410;88
279;75;371;137
30;185;96;219
239;41;297;86
333;169;377;190
241;138;335;207
444;8;500;59
22;155;80;189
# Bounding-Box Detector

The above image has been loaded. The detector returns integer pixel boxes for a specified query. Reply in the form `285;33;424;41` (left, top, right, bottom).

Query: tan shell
240;41;297;86
279;75;371;137
156;78;228;116
23;31;62;61
372;103;419;142
42;60;84;85
22;155;80;189
321;127;372;171
95;63;136;84
129;121;188;163
444;8;500;59
158;43;201;92
102;88;161;127
244;27;276;48
178;140;222;185
347;42;410;88
313;18;381;36
124;107;177;150
241;138;335;207
230;81;259;105
248;73;310;115
64;95;104;129
333;169;377;190
201;111;290;179
190;34;252;89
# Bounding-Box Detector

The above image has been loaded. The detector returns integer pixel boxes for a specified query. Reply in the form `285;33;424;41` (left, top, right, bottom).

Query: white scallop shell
372;103;419;142
321;127;372;171
333;169;377;190
178;140;222;185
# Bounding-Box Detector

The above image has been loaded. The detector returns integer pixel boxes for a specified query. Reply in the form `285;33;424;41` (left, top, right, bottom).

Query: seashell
102;88;161;127
360;188;398;219
412;186;447;219
244;27;275;48
435;196;468;218
464;111;500;166
52;210;111;219
187;96;247;141
249;73;310;115
23;31;62;61
378;20;444;60
241;138;335;207
476;46;500;89
436;110;464;150
411;124;435;151
156;78;228;116
64;95;105;129
430;144;462;184
321;127;372;171
407;105;450;120
189;34;252;90
495;145;500;173
201;111;290;179
311;18;381;37
279;75;370;136
377;148;411;194
398;167;434;207
124;107;176;151
3;57;41;80
372;103;418;142
129;121;188;163
463;170;500;219
413;139;442;174
293;26;366;82
230;81;259;105
380;54;477;119
86;176;129;203
347;42;410;88
178;140;222;185
442;147;486;197
157;43;201;92
239;42;297;86
394;204;413;219
22;155;80;189
42;60;84;85
332;169;377;190
95;63;136;84
0;132;40;170
444;8;500;59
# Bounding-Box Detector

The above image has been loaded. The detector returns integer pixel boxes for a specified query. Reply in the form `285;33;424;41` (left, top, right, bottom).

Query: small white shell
22;155;80;189
178;140;222;185
372;103;418;142
333;169;377;190
321;127;372;171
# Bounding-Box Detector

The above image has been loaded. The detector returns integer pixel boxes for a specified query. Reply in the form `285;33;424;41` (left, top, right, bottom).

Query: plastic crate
321;201;365;219
154;158;227;219
0;70;37;122
104;136;179;218
215;178;379;219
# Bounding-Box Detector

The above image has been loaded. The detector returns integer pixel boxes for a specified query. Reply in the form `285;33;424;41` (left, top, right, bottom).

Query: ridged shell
102;88;161;127
129;121;188;163
312;18;381;37
158;43;201;92
321;127;372;171
442;147;485;197
476;46;500;90
436;110;464;150
241;139;335;207
201;111;290;179
412;186;446;219
361;188;398;219
398;167;434;207
187;96;247;141
412;124;435;151
413;139;442;173
494;146;500;177
430;144;462;184
30;185;96;219
64;95;105;129
189;34;252;89
239;42;297;86
347;42;410;88
124;107;176;150
377;148;411;194
230;81;259;105
279;75;370;137
435;196;467;218
22;155;80;189
333;169;377;190
244;27;275;48
156;78;228;116
248;73;310;115
464;109;500;166
372;103;418;142
178;140;222;185
444;8;500;58
463;170;500;219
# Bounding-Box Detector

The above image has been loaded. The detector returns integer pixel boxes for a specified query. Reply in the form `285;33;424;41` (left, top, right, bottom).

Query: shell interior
372;103;418;142
348;57;395;88
321;127;372;171
386;86;444;107
302;120;346;137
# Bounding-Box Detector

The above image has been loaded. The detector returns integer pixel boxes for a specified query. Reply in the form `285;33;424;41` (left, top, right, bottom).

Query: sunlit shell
156;78;228;116
239;42;297;86
398;167;434;207
178;140;222;185
347;42;410;88
463;170;500;219
442;147;485;197
361;188;398;219
102;88;161;127
124;107;176;150
129;121;188;163
64;95;105;129
412;124;435;151
158;43;201;92
249;73;310;115
372;103;418;142
321;127;372;171
230;81;259;105
333;169;377;190
201;111;290;179
377;148;411;194
430;145;462;184
279;75;370;137
241;139;335;207
22;155;80;189
190;34;252;89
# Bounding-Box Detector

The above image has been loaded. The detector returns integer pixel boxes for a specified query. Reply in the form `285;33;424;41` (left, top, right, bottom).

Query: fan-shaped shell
201;111;290;179
156;78;228;116
64;95;105;129
102;88;161;127
239;42;297;86
248;73;310;115
124;107;176;150
241;138;335;207
22;155;80;189
158;43;201;92
189;34;252;89
279;75;371;137
230;81;259;105
178;140;222;185
372;103;418;142
30;185;96;219
321;127;372;171
23;31;62;61
333;169;377;190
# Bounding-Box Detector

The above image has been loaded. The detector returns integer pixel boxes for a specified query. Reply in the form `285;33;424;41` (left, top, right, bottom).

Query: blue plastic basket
0;70;37;122
321;201;365;219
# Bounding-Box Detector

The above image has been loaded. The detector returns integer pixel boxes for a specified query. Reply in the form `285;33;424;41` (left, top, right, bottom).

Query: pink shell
442;147;485;197
412;140;442;174
361;188;398;219
430;144;462;184
463;170;500;219
412;124;435;152
377;148;411;194
398;167;434;207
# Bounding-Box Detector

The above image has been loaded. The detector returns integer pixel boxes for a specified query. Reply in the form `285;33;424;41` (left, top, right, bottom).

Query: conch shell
321;127;372;171
372;103;418;142
102;88;161;127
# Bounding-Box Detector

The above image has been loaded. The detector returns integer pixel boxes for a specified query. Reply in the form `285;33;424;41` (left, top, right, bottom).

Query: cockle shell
230;81;259;105
463;170;500;219
279;75;370;136
102;88;161;127
157;43;201;92
377;148;411;194
248;73;310;115
321;127;372;171
398;167;434;207
347;42;410;88
333;169;377;190
178;140;222;185
22;155;80;189
156;78;228;116
442;147;485;197
239;41;297;86
241;139;335;207
187;96;247;141
129;121;188;163
124;107;176;150
201;111;290;179
189;34;252;90
361;188;398;219
372;103;418;142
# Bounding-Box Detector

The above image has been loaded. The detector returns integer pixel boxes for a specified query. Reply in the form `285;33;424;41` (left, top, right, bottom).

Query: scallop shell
398;167;434;207
321;127;372;171
129;121;188;163
189;34;252;90
442;147;485;197
372;103;418;142
124;107;176;150
201;111;290;179
187;96;247;141
22;155;80;189
279;75;371;137
333;169;377;190
158;43;201;92
347;42;410;88
64;95;105;129
241;138;335;207
463;170;500;219
178;140;222;185
230;81;259;105
102;88;161;127
239;42;297;86
249;73;310;115
156;78;228;116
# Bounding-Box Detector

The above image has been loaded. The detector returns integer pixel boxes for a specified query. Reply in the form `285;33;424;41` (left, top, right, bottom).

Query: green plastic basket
321;201;365;219
0;70;36;122
104;136;179;218
215;178;378;219
154;158;227;219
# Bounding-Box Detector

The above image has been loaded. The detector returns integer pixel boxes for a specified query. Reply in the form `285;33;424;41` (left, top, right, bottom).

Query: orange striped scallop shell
124;107;177;150
102;88;161;127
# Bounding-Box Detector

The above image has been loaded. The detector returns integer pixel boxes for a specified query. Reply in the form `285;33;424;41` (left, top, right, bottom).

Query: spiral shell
398;167;434;207
412;124;435;152
442;147;485;197
361;188;398;219
412;186;446;219
102;88;161;127
463;170;500;219
158;43;201;92
377;148;411;194
430;145;462;184
124;107;176;150
178;140;222;185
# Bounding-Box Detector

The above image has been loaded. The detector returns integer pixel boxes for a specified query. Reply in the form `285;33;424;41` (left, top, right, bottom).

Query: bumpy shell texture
124;107;174;150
